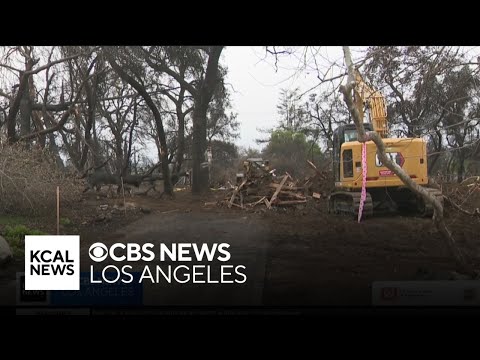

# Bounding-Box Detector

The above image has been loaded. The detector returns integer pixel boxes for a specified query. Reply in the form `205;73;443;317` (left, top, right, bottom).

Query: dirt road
2;189;480;307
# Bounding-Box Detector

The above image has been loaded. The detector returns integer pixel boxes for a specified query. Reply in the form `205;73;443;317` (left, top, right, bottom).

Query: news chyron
24;235;246;291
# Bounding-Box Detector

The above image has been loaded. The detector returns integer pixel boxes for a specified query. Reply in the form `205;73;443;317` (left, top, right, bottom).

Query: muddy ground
2;184;480;307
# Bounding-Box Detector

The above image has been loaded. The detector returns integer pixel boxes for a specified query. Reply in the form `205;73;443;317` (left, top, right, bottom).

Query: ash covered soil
2;186;480;306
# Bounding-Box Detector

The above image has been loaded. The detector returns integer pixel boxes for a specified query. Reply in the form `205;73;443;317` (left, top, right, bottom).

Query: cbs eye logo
89;243;108;262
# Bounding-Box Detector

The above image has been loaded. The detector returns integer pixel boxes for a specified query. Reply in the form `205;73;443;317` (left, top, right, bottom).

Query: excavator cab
332;123;373;183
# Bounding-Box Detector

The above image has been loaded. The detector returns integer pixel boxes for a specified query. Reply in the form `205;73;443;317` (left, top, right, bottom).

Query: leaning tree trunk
340;46;474;276
6;59;35;144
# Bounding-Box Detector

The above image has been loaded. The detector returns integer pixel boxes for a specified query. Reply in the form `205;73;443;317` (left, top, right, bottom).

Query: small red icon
381;287;398;300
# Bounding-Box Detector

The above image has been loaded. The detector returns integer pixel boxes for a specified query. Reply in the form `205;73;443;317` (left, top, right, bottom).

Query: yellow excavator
328;69;443;219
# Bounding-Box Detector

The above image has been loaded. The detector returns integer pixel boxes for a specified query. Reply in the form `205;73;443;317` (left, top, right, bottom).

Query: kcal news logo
24;235;80;290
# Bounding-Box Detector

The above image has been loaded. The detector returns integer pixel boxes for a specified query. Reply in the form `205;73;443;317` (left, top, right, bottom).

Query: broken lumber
228;178;247;208
248;196;267;208
279;190;307;200
276;199;307;205
269;183;304;191
264;197;272;209
285;172;294;182
307;160;319;172
270;173;289;204
306;160;327;180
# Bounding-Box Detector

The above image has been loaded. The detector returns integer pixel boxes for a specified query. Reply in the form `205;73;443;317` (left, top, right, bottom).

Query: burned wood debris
441;176;480;216
219;159;331;211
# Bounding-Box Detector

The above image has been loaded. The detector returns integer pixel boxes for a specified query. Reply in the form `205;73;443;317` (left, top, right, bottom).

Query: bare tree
142;46;224;193
362;46;480;180
0;46;95;147
104;47;174;196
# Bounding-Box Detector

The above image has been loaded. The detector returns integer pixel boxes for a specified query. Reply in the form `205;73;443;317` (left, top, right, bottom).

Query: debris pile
302;160;333;199
93;201;145;223
225;172;310;210
219;159;305;211
442;176;480;215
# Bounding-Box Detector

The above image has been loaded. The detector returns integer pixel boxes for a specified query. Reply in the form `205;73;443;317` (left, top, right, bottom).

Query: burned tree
104;47;174;196
142;46;225;194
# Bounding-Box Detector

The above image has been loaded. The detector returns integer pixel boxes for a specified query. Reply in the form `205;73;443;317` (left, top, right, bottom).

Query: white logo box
24;235;80;291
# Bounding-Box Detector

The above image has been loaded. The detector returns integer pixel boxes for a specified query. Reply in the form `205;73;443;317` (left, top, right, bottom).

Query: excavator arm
353;69;389;138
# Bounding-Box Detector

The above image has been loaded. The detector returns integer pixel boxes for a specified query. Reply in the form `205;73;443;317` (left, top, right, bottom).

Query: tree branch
19;63;102;141
141;48;197;96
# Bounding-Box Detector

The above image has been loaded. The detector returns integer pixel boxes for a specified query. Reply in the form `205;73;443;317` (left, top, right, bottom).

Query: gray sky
223;46;349;150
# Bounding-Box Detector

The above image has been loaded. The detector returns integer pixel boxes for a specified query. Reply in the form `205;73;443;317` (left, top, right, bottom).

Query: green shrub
3;225;48;258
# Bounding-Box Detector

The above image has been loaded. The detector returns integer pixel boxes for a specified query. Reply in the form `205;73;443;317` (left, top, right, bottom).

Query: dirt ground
2;184;480;307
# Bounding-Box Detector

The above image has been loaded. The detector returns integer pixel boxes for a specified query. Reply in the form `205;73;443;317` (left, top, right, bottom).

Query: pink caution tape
358;142;367;223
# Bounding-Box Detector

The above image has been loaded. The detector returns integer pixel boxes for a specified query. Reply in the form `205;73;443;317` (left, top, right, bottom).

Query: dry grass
0;143;83;216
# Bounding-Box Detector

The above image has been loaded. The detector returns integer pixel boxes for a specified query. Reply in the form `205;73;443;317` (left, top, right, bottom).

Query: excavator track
328;191;373;220
417;187;444;217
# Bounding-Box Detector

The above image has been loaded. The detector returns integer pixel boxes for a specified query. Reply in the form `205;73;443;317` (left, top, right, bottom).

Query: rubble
302;160;334;199
222;160;331;211
441;176;480;216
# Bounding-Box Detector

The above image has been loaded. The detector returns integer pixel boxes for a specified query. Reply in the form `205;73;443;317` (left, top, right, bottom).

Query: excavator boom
353;70;389;138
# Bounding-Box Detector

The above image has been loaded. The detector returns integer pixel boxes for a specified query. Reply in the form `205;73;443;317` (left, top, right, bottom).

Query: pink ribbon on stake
357;142;367;223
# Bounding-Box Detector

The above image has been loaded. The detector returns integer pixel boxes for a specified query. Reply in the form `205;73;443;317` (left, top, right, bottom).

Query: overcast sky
223;46;353;150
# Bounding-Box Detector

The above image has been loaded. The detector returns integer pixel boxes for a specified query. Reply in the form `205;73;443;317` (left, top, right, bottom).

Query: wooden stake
56;186;60;235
